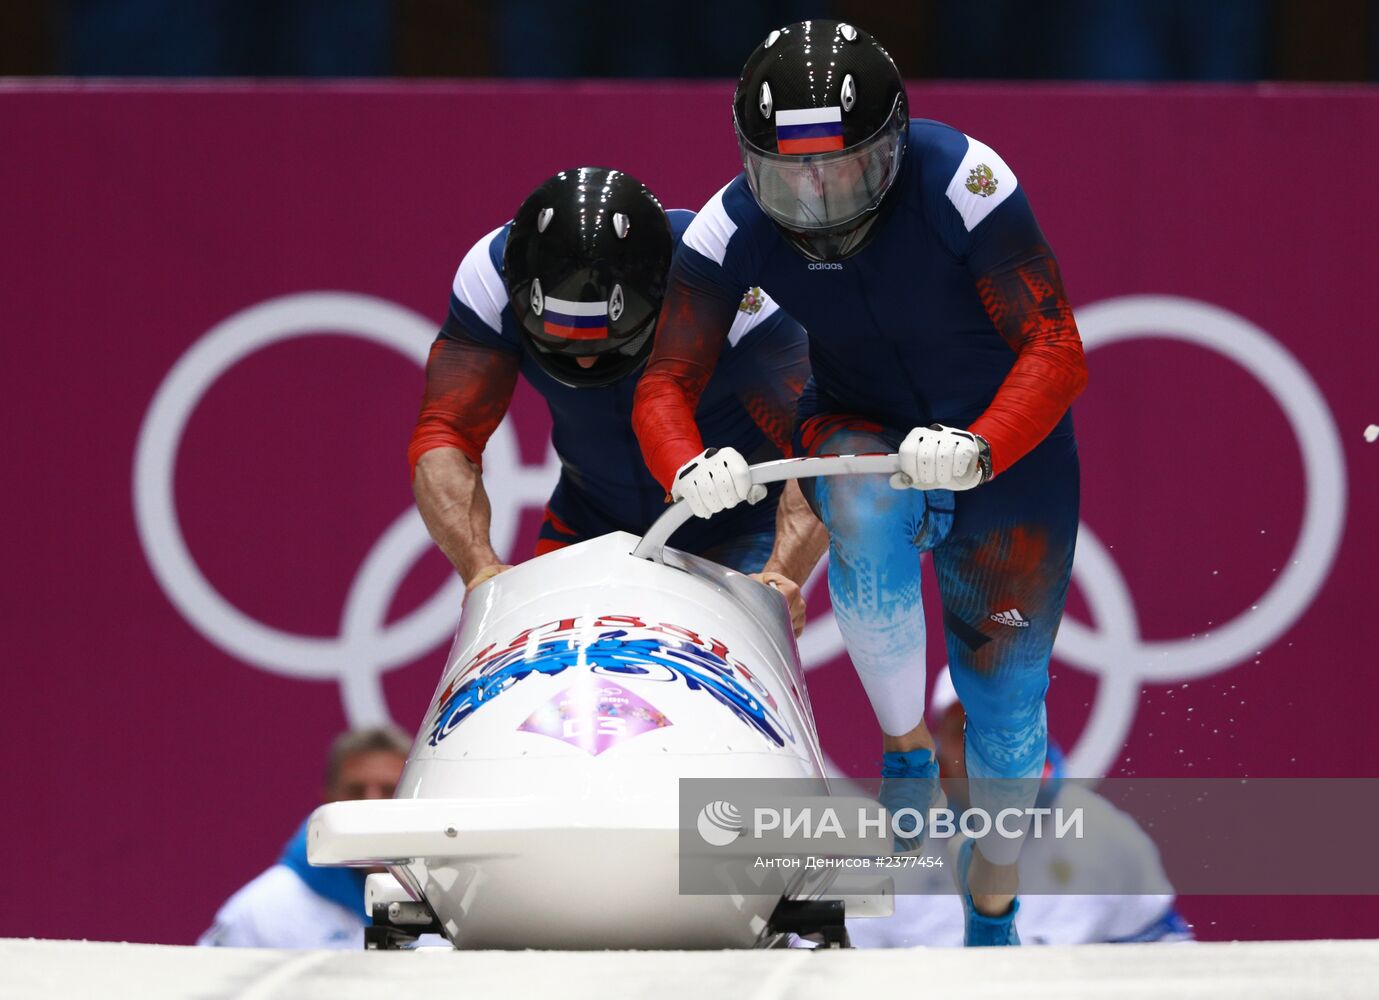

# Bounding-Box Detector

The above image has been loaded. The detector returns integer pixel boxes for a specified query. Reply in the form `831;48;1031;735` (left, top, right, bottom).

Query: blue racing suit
633;121;1088;863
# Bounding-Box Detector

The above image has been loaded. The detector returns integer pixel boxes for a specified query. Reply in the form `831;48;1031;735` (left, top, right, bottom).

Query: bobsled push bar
632;453;903;564
631;453;904;948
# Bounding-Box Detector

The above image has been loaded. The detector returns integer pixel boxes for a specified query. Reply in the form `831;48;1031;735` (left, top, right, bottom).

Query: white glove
890;424;991;491
672;447;767;519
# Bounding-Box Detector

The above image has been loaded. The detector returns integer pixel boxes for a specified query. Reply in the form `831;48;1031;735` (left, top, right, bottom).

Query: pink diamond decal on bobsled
519;679;672;755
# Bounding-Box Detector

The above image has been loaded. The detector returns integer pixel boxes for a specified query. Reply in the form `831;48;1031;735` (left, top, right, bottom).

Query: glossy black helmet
505;167;673;388
733;20;908;262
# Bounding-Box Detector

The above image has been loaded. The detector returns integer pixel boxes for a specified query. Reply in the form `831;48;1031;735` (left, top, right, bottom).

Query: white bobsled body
309;530;827;949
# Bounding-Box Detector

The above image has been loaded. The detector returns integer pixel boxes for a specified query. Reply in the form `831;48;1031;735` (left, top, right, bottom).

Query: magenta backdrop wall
2;83;1376;945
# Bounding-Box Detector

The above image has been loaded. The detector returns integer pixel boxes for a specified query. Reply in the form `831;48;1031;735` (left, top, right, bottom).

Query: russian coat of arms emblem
965;164;998;197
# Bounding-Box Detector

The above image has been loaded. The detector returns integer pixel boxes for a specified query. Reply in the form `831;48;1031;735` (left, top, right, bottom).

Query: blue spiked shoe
956;837;1020;946
878;747;939;853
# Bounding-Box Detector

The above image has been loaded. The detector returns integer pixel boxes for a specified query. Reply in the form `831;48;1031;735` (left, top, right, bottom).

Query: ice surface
3;937;1378;1000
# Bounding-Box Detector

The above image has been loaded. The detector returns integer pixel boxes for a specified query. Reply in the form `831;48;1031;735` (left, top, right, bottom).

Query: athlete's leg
932;432;1078;928
796;415;947;741
799;415;956;849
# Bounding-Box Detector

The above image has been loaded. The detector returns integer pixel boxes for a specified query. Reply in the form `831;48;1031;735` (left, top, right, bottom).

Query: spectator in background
197;726;409;949
849;670;1192;947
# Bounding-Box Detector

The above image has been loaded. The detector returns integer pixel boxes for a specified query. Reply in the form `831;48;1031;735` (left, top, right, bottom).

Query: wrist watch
973;432;993;484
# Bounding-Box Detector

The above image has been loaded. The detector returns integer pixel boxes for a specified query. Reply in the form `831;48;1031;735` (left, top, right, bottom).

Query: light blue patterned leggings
798;418;1079;864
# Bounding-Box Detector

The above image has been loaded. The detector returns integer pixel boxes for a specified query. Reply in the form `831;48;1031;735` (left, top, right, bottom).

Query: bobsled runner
308;455;901;950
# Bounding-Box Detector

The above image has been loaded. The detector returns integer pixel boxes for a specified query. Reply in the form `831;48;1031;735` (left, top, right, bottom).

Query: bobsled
308;455;900;950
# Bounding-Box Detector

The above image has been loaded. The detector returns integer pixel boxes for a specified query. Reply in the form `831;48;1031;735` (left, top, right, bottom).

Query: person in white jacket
849;670;1193;947
197;727;409;949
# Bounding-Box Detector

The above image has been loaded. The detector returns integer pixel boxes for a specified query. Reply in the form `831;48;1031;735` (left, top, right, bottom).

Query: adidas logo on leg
989;608;1031;628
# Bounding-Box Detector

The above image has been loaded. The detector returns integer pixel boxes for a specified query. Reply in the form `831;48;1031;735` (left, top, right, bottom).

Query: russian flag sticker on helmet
542;296;609;340
775;106;845;154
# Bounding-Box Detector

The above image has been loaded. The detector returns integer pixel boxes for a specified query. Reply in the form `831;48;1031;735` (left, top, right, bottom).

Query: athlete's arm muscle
760;480;829;588
408;334;520;583
412;450;507;586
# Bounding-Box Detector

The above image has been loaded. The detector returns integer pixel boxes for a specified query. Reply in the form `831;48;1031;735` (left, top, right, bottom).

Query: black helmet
733;20;908;262
505;167;673;388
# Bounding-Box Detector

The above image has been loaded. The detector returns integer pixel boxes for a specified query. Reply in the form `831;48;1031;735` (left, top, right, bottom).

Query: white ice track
5;939;1379;1000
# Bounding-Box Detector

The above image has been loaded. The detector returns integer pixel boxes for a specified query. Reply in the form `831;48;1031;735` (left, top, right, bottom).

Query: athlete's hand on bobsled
466;563;513;595
752;571;806;637
672;447;767;519
890;424;992;492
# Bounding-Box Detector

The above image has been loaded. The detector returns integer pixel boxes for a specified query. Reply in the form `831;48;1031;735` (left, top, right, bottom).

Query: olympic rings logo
132;292;561;725
134;293;1345;778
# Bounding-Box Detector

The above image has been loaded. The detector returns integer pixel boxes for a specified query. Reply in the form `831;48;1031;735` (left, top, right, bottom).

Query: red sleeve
407;334;520;480
632;269;741;490
720;309;810;457
967;245;1088;477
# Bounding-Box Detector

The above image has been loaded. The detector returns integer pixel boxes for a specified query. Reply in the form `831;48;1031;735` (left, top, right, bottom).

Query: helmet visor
740;97;906;232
